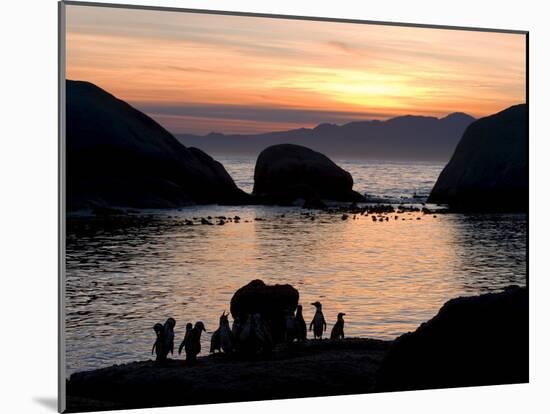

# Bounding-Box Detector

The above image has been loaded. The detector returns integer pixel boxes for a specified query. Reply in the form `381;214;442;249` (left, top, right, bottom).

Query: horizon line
174;111;478;137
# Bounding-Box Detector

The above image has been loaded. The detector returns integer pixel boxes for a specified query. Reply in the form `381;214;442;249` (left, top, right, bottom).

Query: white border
1;1;548;414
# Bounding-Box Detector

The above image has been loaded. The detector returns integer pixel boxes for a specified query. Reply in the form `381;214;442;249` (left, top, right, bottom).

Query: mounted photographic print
58;1;528;412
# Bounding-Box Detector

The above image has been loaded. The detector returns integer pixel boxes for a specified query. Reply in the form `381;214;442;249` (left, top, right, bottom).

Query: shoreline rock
230;280;299;345
428;104;527;212
252;144;366;206
66;80;251;211
376;285;528;391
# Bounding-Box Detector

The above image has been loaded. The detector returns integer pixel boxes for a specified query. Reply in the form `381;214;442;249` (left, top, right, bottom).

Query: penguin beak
202;326;206;332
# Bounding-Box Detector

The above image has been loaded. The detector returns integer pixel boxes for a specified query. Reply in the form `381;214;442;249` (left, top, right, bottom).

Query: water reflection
65;208;526;376
446;214;527;293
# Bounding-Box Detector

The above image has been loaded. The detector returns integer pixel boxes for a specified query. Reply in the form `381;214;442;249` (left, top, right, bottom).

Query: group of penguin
152;301;346;364
287;302;346;341
152;319;206;363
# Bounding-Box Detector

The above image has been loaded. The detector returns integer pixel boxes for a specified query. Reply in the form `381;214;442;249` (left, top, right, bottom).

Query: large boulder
230;280;299;344
428;104;527;212
376;286;528;392
252;144;366;206
66;80;250;210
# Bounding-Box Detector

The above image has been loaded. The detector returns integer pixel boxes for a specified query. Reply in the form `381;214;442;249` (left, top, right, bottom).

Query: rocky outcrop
66;80;250;210
252;144;366;206
376;286;528;391
428;104;527;212
230;279;299;343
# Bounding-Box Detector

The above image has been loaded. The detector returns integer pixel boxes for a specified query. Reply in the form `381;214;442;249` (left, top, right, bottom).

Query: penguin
253;313;273;354
210;327;221;354
237;313;272;355
219;311;235;354
163;317;176;357
210;311;230;354
231;317;243;346
330;313;346;340
185;321;206;364
285;310;297;343
152;323;166;362
309;301;327;339
178;323;193;355
237;314;254;354
295;305;307;342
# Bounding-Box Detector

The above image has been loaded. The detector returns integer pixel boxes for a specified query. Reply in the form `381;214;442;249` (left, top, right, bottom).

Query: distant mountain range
177;112;476;161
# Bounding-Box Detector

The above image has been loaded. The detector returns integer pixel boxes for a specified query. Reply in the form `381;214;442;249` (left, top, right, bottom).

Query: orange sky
65;5;526;135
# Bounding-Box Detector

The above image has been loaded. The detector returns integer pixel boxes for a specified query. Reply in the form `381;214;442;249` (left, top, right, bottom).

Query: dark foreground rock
66;80;250;210
66;339;390;412
230;279;299;343
252;144;366;206
428;104;527;212
376;286;528;392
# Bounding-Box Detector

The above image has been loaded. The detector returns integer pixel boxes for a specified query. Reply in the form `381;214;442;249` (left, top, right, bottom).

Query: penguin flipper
178;341;185;355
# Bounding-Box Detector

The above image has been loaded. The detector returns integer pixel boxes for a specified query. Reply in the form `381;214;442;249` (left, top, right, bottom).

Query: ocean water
65;157;527;376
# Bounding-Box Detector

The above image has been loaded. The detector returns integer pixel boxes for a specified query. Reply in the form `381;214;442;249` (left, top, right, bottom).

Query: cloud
326;40;365;56
164;65;215;73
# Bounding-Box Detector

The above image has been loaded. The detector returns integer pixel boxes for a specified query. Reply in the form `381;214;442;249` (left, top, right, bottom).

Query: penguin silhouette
238;314;255;354
210;311;225;353
330;313;346;340
152;323;166;362
295;305;307;341
253;313;273;354
219;311;235;353
309;301;327;339
285;310;297;343
210;327;221;353
178;323;193;355
231;317;243;351
185;321;206;364
163;317;176;357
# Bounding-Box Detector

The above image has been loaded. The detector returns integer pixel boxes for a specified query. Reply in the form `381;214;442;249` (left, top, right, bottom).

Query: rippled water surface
65;158;527;376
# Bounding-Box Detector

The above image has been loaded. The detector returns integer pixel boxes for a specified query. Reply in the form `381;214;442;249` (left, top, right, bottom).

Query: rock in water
252;144;366;206
428;104;527;212
66;80;250;210
376;286;528;391
230;280;299;344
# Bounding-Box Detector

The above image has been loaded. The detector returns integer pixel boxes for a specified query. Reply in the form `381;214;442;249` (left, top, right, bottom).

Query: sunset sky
65;5;526;135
